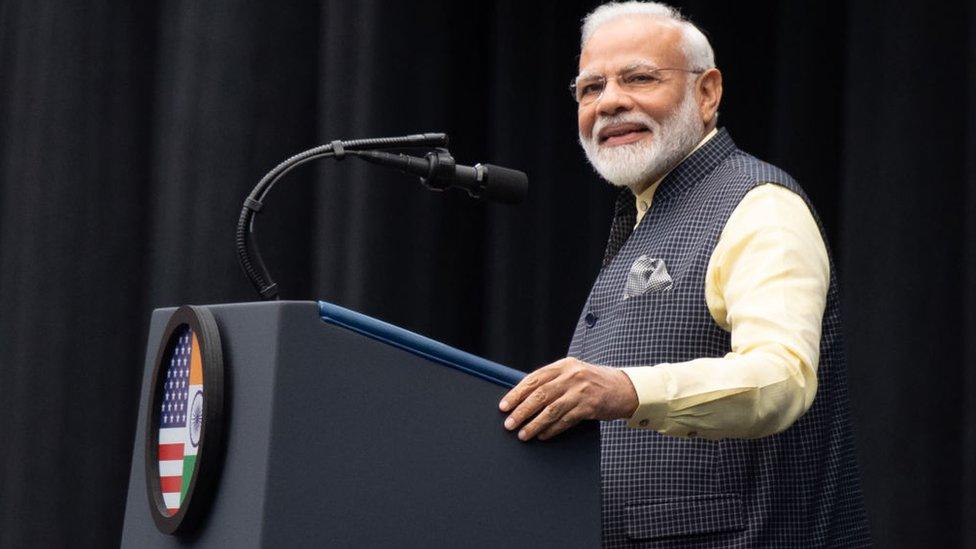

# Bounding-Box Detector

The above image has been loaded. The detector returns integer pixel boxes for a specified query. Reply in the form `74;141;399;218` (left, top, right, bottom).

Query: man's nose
595;79;634;116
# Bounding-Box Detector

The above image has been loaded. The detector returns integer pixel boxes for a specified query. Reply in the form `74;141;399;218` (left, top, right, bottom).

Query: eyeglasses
569;67;705;105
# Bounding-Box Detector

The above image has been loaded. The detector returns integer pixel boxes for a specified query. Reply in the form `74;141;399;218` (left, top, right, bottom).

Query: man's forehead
578;16;684;73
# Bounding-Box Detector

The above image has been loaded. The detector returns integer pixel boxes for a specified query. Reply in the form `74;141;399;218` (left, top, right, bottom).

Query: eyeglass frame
569;64;707;105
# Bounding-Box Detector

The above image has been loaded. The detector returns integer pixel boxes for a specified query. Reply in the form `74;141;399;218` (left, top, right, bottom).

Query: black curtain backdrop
0;1;973;547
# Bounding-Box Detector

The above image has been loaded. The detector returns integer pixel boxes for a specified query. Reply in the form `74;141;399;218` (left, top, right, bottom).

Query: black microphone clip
420;149;459;192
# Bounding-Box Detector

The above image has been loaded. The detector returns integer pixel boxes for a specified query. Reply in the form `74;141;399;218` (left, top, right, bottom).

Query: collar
634;127;718;225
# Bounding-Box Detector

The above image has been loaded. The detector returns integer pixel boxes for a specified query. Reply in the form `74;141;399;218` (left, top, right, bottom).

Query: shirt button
638;419;649;427
584;312;598;328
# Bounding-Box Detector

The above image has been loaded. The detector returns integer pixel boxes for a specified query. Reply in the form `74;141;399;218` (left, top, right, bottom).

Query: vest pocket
615;286;675;318
624;494;745;540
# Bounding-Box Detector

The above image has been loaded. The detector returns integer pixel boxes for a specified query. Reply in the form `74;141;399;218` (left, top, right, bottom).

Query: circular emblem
144;305;224;535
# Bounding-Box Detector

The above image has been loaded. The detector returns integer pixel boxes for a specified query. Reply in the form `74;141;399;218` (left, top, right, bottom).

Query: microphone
237;132;526;300
352;149;528;205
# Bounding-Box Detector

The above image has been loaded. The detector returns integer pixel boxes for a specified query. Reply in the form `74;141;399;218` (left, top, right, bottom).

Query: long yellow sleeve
620;183;829;439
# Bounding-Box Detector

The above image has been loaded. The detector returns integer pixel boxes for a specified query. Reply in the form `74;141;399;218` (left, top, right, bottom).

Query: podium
121;301;601;547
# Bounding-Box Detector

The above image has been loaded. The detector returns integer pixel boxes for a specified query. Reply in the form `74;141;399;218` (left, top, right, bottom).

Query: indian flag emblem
157;325;205;516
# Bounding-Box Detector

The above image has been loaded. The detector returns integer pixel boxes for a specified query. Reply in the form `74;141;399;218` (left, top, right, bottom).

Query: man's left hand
498;357;639;441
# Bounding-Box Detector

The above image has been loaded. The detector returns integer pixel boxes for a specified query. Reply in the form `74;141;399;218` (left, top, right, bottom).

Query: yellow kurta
620;130;829;439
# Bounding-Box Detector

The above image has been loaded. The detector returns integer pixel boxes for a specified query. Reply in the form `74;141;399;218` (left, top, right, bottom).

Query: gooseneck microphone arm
235;133;528;301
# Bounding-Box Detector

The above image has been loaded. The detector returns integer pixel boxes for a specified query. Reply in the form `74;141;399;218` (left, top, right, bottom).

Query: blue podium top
318;301;525;388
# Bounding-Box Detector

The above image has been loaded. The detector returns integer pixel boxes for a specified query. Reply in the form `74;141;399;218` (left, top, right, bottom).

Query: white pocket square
623;255;673;298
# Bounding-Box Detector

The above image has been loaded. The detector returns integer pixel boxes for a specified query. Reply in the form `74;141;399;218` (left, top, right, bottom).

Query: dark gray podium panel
122;301;600;548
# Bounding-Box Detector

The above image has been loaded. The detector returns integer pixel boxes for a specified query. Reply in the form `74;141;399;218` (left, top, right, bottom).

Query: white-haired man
499;2;870;545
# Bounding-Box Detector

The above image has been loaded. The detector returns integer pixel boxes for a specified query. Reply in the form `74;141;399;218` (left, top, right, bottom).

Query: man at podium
499;2;871;546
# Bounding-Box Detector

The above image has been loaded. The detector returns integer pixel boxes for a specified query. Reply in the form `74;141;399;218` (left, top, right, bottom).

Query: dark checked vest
567;129;871;547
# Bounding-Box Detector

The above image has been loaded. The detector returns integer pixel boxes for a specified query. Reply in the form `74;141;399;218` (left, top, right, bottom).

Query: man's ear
697;68;723;127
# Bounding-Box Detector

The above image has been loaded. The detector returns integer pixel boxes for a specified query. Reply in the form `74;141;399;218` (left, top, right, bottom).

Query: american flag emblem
157;325;204;516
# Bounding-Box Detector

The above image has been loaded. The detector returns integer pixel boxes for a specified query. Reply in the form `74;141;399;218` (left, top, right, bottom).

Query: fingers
498;362;564;412
518;396;581;441
503;378;562;435
538;409;585;441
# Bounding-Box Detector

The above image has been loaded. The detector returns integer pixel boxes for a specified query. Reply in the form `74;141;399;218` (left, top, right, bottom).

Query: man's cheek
578;115;593;139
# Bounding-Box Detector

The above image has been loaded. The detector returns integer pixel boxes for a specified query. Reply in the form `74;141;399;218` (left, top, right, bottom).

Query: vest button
585;312;598;328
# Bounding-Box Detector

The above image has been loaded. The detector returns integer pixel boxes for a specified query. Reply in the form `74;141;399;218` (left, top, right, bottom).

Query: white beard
579;89;704;191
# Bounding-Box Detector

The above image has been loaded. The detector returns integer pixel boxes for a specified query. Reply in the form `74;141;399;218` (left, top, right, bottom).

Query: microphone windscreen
481;164;528;204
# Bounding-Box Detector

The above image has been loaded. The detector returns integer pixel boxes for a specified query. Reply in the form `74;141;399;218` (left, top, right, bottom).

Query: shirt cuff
620;366;672;430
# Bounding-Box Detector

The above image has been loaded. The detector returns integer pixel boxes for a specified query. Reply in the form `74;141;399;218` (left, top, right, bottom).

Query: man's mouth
598;123;651;146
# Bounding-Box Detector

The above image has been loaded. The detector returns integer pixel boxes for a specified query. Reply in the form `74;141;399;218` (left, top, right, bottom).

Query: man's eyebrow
575;60;660;80
621;60;659;72
575;69;600;81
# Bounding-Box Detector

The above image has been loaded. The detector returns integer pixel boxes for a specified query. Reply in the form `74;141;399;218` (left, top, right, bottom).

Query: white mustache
591;112;659;144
